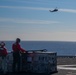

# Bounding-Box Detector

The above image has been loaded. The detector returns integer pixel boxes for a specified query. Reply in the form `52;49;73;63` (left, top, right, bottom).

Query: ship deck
53;56;76;75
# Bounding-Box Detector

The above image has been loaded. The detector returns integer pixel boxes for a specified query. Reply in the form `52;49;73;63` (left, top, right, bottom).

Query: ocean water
4;41;76;56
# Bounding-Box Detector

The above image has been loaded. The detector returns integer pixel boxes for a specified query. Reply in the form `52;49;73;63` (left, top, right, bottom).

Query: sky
0;0;76;41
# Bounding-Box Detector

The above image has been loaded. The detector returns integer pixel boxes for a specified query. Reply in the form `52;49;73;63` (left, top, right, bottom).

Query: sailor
0;42;8;58
0;42;8;73
12;38;26;72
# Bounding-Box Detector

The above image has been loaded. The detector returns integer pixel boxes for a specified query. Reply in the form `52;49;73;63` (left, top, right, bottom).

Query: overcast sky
0;0;76;41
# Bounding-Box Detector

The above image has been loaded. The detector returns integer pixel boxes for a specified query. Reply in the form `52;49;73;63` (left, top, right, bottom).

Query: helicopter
49;7;58;12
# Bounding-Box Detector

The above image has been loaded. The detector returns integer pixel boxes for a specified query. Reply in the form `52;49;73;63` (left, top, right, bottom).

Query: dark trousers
12;52;21;72
21;53;28;71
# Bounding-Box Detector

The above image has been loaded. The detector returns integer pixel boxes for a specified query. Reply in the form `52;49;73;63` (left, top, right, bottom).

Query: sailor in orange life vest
0;42;8;58
12;38;26;72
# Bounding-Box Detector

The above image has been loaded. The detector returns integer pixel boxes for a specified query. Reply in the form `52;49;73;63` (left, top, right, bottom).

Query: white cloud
59;9;76;13
17;20;60;24
0;18;60;24
0;6;49;10
1;6;76;13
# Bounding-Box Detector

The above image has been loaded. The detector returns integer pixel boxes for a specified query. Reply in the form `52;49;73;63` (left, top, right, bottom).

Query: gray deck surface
53;56;76;75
